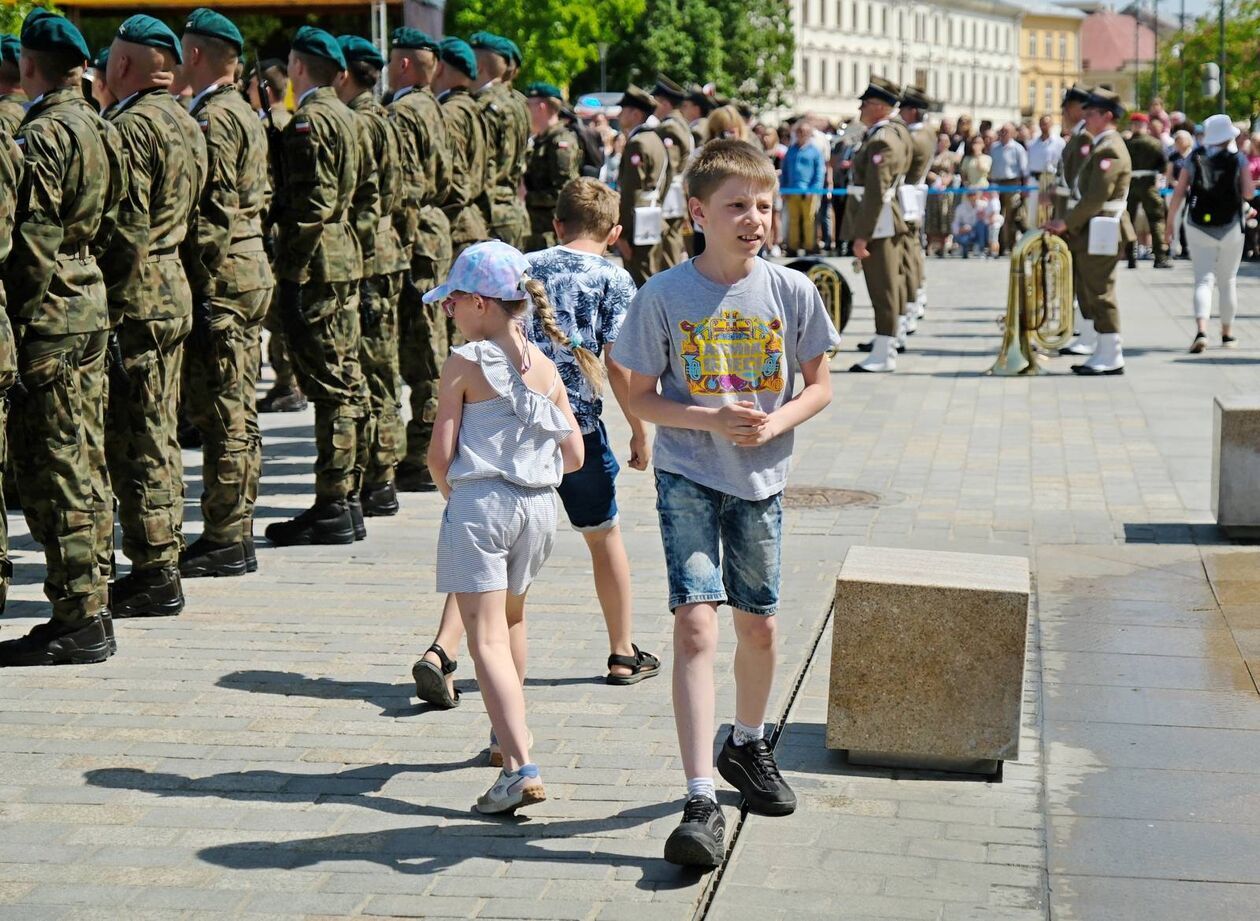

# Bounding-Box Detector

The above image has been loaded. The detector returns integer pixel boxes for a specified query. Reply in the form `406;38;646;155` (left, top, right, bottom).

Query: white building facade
789;0;1025;125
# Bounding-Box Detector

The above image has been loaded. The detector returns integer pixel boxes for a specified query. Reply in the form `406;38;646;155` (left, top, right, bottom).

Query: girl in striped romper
422;241;594;814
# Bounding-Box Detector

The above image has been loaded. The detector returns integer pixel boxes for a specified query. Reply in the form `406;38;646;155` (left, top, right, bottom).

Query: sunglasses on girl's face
442;291;475;318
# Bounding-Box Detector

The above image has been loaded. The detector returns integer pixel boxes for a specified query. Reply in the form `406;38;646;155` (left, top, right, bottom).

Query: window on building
838;60;845;95
881;5;888;33
1028;29;1037;57
1044;34;1052;58
1044;83;1053;112
1060;34;1068;60
803;55;812;94
852;60;859;92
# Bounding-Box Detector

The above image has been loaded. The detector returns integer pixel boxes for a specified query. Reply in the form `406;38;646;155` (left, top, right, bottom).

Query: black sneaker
663;795;726;868
179;537;248;578
265;500;355;546
716;733;797;816
111;566;185;618
0;616;113;667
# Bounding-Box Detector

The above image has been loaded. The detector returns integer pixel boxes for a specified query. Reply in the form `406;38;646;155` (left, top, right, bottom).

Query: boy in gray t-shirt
616;140;839;869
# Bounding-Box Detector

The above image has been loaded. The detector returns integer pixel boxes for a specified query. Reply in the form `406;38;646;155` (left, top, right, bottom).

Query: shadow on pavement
779;722;998;783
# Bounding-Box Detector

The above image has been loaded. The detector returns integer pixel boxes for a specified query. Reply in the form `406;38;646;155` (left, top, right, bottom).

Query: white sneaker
475;767;547;814
488;729;534;768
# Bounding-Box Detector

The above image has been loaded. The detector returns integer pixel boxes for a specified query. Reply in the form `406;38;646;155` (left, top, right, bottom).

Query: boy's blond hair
554;176;619;241
684;139;777;204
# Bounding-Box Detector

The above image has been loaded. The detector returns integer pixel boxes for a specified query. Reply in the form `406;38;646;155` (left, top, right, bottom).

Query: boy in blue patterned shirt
411;179;658;723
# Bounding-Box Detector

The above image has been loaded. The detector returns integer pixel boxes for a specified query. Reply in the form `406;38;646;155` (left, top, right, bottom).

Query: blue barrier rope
779;183;1175;197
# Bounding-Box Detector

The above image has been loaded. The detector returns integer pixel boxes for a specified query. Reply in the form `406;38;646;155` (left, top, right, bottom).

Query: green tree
586;0;794;112
446;0;645;88
1147;0;1260;123
0;1;58;36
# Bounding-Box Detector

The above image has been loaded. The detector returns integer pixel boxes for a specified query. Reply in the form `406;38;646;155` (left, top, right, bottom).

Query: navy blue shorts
556;420;620;531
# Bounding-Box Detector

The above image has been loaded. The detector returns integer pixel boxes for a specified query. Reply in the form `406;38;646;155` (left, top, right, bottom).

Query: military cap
0;35;19;65
116;14;183;64
292;25;346;70
20;8;91;60
1084;86;1125;119
652;74;686;104
337;35;385;69
469;31;513;61
183;8;243;54
685;84;716;114
504;38;523;66
525;81;565;103
899;84;933;111
859;75;900;105
438;36;477;79
618;84;656;114
92;46;110;71
1062;83;1091;105
1129;111;1149;124
391;27;439;53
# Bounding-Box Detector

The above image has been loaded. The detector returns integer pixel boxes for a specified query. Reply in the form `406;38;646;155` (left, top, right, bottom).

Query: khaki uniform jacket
618;124;670;241
476;81;529;228
903;121;935;187
7;87;126;335
841;121;910;241
102;87;207;324
348;91;406;279
1066;129;1136;245
343;99;381;282
656;111;694;189
388;84;451;268
273;86;361;285
439;86;490;245
0;92;27;137
185;84;273;301
524;121;580;233
690;118;708;148
0;132;19;384
1054;122;1093;221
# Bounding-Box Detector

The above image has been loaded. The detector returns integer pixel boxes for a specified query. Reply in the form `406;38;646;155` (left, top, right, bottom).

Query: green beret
20;8;90;61
116;14;183;65
292;25;346;70
183;8;243;54
469;31;512;61
391;27;438;53
438;37;476;80
93;46;110;71
504;38;522;66
0;35;20;66
337;35;384;69
525;82;564;103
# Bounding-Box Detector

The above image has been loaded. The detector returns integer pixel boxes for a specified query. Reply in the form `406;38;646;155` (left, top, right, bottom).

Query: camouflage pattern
476;80;529;248
5;87;126;625
182;83;275;545
523;120;580;252
273;87;369;501
0;91;27;137
439;86;490;257
261;104;296;390
348;90;406;486
618;124;671;287
389;84;453;478
100;88;206;571
654;110;693;269
0;132;19;608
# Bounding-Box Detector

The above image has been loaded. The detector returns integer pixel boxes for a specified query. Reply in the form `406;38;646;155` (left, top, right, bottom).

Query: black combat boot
179;537;248;578
258;384;308;413
101;609;117;655
347;493;367;540
264;500;355;546
360;481;399;517
243;535;257;572
0;615;112;667
1126;243;1138;269
111;565;185;618
395;460;437;492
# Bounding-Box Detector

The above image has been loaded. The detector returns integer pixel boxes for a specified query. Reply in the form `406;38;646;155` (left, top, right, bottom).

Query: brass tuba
987;229;1074;376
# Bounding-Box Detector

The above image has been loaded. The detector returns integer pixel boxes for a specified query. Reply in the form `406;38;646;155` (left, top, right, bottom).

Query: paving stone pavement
0;254;1257;920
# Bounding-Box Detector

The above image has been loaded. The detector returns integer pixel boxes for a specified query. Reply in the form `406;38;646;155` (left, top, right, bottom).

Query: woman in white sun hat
1165;113;1255;352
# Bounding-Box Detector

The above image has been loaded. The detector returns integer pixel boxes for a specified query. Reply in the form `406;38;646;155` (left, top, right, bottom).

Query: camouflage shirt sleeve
349;113;379;277
187;103;238;300
100;113;155;309
275;112;340;279
442;100;476;211
5;123;68;324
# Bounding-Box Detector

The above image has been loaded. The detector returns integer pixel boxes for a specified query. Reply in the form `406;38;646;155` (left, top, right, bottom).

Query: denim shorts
654;469;783;616
556;419;619;532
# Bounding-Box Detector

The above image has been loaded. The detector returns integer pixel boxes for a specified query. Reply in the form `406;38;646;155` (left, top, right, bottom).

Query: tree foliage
0;1;57;36
1146;0;1260;123
585;0;795;111
447;0;645;88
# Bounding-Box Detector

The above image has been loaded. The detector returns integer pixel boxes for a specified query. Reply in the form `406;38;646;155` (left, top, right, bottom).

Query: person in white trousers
1165;114;1255;353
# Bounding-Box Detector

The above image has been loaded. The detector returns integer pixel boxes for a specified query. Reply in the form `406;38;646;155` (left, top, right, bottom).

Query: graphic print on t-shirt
679;310;785;395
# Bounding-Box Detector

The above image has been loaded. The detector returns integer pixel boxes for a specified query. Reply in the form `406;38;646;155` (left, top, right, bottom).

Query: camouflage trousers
398;263;449;473
491;219;527;250
0;309;12;611
13;331;110;624
107;315;192;571
262;295;295;389
359;272;405;487
183;287;271;544
281;281;371;501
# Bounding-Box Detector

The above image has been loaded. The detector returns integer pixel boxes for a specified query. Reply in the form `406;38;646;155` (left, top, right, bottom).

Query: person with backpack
1164;114;1255;353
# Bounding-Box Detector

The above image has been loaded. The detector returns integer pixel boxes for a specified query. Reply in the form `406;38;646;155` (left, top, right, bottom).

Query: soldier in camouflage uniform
500;39;532;243
651;76;694;270
336;35;407;517
0;35;28;135
470;32;528;249
99;16;208;618
264;27;370;547
522;82;580;252
386;28;452;493
0;10;124;666
614;85;671;287
0;117;18;614
177;9;275;579
435;38;489;260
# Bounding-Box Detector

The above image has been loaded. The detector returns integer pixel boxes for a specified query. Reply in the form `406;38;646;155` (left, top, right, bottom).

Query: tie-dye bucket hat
422;241;531;304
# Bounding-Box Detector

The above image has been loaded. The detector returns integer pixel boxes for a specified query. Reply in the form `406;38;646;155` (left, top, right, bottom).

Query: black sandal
412;643;460;708
606;645;661;686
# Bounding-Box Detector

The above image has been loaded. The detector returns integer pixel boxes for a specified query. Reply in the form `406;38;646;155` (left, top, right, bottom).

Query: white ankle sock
686;777;717;802
733;719;765;746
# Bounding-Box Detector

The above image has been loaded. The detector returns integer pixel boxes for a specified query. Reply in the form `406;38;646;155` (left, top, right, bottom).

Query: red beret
1129;113;1149;123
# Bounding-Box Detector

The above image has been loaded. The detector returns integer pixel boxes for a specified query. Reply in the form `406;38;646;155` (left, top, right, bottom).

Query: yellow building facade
1018;6;1084;121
